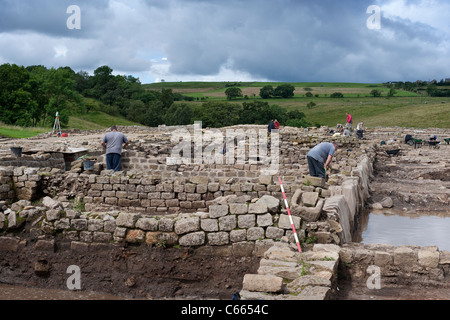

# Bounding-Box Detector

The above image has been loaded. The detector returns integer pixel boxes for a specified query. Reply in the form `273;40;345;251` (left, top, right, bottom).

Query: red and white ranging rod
278;177;302;253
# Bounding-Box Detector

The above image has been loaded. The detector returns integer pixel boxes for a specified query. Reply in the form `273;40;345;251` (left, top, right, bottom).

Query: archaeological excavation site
0;124;449;300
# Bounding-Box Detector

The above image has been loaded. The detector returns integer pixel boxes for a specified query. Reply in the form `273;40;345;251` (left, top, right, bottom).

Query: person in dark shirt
268;120;275;133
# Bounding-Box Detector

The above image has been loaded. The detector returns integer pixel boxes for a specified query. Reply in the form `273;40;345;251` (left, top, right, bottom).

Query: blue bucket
83;160;94;171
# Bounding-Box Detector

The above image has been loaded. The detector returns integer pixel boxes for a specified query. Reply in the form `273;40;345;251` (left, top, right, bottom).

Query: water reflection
355;211;450;251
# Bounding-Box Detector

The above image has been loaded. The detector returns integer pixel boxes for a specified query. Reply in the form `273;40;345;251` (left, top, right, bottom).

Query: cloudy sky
0;0;449;84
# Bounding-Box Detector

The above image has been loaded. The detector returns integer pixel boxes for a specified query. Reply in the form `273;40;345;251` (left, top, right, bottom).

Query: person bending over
307;142;338;179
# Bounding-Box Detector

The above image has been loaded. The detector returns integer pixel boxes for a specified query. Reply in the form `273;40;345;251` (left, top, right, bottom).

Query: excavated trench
336;144;450;300
1;131;449;301
357;145;450;247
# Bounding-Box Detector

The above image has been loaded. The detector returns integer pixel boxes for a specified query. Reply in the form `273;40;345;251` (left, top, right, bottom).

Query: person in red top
346;113;353;129
274;119;280;129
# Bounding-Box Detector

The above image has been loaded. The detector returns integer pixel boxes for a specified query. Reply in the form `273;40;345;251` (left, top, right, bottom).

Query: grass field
0;111;141;139
145;81;449;129
2;82;448;139
0;123;50;139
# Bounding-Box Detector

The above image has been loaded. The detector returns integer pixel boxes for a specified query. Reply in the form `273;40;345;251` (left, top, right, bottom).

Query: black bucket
10;147;22;157
83;160;94;171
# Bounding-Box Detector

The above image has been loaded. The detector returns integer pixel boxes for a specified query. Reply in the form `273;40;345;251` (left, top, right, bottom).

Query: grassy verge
1;111;142;139
0;123;50;139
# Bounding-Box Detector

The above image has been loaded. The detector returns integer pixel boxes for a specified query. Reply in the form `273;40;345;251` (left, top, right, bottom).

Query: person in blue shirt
307;142;338;179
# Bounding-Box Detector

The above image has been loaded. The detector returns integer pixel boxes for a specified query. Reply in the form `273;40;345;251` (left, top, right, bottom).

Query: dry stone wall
339;242;450;289
0;152;64;170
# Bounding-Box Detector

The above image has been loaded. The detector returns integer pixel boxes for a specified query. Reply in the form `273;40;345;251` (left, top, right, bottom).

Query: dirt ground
368;143;450;215
334;281;450;300
0;238;260;300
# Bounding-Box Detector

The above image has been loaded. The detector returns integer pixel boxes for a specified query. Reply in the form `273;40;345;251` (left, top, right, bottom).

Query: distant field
145;81;448;129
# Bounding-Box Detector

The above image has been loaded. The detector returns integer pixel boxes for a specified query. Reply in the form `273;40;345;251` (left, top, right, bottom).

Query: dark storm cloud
0;0;111;38
0;0;449;83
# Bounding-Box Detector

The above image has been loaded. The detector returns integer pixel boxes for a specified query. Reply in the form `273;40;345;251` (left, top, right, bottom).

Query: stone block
55;218;70;230
264;244;297;262
179;231;205;246
218;215;236;231
256;195;280;213
115;212;140;228
207;232;229;246
242;274;284;293
229;203;248;215
265;226;284;239
93;232;112;243
209;204;229;218
303;175;325;188
174;217;200;235
34;239;55;252
159;218;174;232
146;232;178;246
418;249;439;268
258;175;273;185
302;192;319;207
247;227;265;241
238;214;255;229
42;196;62;209
248;203;268;214
126;229;145;243
190;176;209;185
0;237;19;251
46;209;61;221
256;213;273;227
230;230;247;242
374;251;393;266
201;218;218;232
136;217;158;231
394;246;417;266
278;214;301;230
439;251;450;265
80;231;93;242
207;183;220;192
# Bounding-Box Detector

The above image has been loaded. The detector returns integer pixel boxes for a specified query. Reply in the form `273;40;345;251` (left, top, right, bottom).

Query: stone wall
339;242;450;288
0;152;64;170
0;193;306;249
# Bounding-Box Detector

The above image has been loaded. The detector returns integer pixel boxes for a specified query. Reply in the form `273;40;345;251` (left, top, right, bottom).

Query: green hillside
1;71;448;140
144;81;448;129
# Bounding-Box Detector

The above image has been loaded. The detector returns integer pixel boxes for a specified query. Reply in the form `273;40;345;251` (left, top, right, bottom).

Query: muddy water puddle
355;211;450;251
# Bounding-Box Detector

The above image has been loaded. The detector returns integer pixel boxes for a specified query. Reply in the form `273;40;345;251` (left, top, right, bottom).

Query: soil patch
0;239;260;300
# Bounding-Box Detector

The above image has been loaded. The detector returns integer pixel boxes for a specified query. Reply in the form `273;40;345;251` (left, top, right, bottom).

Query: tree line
0;63;313;129
384;80;450;97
